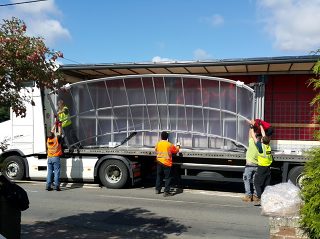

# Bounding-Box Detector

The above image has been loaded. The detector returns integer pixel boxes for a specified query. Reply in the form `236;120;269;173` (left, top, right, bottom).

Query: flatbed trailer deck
61;146;307;187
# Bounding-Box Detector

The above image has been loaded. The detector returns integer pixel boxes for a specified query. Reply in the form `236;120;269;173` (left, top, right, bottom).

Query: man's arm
250;127;263;153
51;124;62;136
57;108;64;115
256;141;263;153
57;125;62;136
170;143;180;154
64;107;69;115
57;106;69;115
51;124;56;133
249;128;257;142
53;125;63;143
247;119;255;125
260;125;266;137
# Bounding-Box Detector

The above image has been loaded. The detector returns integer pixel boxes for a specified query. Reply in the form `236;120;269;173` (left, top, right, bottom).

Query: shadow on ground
139;167;282;193
139;173;246;193
21;208;189;239
59;182;87;190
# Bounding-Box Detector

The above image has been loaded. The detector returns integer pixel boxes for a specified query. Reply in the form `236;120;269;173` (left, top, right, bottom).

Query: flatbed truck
0;73;311;189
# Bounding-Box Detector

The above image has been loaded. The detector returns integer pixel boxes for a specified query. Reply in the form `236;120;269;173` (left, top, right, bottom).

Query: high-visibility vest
257;144;272;166
246;138;258;165
58;106;72;128
155;140;179;167
47;137;63;157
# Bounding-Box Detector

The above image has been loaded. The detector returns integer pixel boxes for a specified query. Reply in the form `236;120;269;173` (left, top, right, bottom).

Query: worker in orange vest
46;124;63;191
155;131;180;197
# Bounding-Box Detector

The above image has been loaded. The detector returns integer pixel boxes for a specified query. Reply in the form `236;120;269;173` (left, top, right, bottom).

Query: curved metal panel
51;74;254;149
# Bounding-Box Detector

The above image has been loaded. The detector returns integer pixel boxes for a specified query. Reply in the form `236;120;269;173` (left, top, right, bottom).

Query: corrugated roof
59;55;319;82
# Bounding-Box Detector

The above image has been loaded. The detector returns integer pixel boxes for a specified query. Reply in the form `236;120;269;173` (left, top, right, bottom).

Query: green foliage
309;59;320;104
301;55;320;239
0;17;63;117
301;148;320;239
0;106;9;123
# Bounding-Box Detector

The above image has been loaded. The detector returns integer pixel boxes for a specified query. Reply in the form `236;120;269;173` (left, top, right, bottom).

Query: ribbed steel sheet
49;74;254;149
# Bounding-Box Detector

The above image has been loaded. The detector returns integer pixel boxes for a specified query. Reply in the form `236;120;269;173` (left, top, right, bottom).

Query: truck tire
288;166;304;188
2;156;25;181
99;160;129;189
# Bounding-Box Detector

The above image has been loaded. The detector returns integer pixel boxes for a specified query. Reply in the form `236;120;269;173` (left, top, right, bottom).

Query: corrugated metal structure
49;75;254;149
58;55;320;151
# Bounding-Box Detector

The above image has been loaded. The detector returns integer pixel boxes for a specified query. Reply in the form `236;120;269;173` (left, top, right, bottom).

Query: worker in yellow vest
241;126;259;202
57;99;79;148
46;124;63;191
155;131;180;197
252;124;273;205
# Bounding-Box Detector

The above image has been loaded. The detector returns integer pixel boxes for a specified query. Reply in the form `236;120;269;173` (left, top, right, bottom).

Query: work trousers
243;165;258;196
172;163;183;189
254;166;271;198
46;156;61;190
63;125;79;147
155;163;172;193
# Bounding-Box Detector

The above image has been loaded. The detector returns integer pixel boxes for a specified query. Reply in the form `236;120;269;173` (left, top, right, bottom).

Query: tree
0;17;63;117
300;55;320;239
0;106;9;123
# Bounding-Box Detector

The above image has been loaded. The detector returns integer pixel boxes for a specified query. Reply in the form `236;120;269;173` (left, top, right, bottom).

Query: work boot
155;189;161;194
252;195;260;202
254;198;261;206
163;192;174;197
241;194;252;202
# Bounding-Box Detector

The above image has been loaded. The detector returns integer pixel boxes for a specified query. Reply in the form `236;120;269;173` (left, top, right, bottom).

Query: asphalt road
18;181;269;239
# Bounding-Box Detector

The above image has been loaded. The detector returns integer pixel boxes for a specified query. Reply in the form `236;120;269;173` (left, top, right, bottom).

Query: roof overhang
59;55;319;83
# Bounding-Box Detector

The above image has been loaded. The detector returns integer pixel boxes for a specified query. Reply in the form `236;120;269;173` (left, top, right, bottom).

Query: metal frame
49;74;255;149
59;55;318;80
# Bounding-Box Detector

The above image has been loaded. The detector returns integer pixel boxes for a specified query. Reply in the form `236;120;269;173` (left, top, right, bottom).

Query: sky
1;0;320;65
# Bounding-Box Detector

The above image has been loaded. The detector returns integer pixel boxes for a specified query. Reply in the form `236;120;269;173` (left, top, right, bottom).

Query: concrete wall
269;216;308;239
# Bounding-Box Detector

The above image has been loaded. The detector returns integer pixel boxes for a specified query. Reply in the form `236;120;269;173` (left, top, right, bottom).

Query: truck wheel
288;166;304;188
2;156;25;181
99;160;129;189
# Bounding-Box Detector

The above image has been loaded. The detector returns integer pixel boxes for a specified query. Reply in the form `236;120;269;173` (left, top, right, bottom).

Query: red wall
230;74;318;141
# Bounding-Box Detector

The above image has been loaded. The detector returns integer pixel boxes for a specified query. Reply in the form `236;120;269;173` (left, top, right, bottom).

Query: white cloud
0;0;70;46
193;49;211;60
12;0;60;15
152;56;175;63
152;49;212;63
258;0;320;52
200;14;224;27
27;19;70;45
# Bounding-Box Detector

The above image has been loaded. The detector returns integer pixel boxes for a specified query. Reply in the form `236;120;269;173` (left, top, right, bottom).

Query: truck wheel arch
94;155;133;186
1;155;26;180
288;165;305;188
0;150;29;179
98;159;129;189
